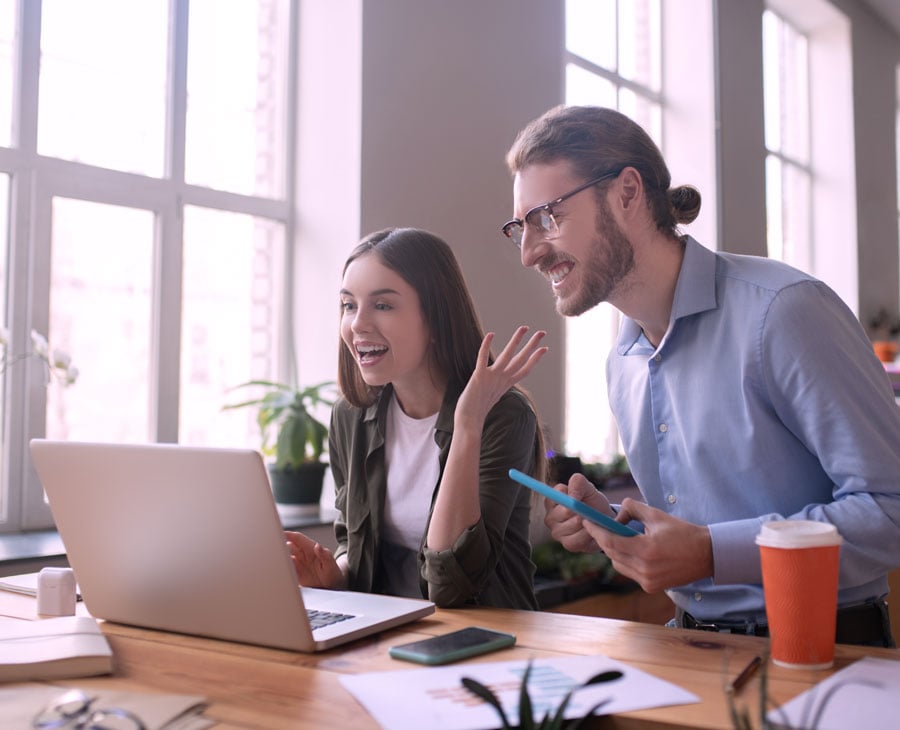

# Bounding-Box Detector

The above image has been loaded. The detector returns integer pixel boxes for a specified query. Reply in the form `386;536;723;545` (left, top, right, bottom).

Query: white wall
293;0;900;453
296;0;569;449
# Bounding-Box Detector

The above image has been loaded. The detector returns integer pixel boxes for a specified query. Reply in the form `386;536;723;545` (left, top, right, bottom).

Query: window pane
563;1;664;462
779;23;809;164
766;155;785;260
38;0;167;176
46;198;154;442
762;11;782;152
566;0;616;71
619;88;662;144
565;64;616;107
618;0;660;91
780;161;812;271
763;11;809;164
564;303;620;461
179;206;284;449
0;2;14;147
0;174;8;514
0;174;7;315
185;0;290;198
766;156;811;271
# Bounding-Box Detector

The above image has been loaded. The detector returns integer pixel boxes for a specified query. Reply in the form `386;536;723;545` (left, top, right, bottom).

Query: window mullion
154;0;190;441
12;0;40;154
167;0;189;185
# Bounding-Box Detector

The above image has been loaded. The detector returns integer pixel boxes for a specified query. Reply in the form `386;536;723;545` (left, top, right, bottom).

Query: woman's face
339;253;435;394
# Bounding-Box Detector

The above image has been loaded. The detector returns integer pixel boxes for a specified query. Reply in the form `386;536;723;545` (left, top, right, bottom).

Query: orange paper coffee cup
756;520;842;669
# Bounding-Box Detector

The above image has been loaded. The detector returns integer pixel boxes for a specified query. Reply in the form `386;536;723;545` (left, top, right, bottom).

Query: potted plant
224;379;336;507
867;308;900;363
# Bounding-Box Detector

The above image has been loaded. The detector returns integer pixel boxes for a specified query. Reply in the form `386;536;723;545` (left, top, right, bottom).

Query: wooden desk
2;590;896;730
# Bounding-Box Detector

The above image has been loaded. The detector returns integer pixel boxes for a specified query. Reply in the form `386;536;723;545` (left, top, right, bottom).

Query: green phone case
389;626;516;665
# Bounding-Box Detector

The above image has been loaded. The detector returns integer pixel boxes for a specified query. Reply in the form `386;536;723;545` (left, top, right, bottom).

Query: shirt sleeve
420;391;538;607
710;281;900;588
329;403;350;562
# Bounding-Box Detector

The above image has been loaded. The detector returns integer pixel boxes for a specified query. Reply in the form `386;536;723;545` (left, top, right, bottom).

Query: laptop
29;439;435;652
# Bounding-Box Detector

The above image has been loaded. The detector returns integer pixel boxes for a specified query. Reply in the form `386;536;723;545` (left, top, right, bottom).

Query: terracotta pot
873;340;898;363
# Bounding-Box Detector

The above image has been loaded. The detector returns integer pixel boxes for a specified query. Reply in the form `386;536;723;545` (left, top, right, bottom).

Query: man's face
512;161;635;317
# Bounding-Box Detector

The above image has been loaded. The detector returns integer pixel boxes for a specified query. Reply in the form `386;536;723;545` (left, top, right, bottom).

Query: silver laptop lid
30;439;317;651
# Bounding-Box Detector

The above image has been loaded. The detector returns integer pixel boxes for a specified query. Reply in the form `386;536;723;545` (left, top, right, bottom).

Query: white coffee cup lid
755;520;842;548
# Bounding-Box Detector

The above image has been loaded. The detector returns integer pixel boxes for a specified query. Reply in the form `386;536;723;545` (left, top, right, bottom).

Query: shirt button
659;423;668;433
654;354;661;362
694;592;702;602
667;494;676;504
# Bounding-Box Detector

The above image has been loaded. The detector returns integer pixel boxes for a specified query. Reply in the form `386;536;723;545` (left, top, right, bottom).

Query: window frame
1;0;299;532
763;0;857;310
562;0;721;460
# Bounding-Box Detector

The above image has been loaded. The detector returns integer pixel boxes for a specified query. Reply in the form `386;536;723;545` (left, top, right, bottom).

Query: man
503;105;900;646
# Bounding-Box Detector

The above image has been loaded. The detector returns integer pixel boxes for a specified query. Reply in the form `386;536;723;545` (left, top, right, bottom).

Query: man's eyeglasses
33;689;146;730
501;169;621;248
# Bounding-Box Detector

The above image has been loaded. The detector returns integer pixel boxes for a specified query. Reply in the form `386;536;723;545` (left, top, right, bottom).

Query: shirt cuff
708;517;765;585
421;521;490;605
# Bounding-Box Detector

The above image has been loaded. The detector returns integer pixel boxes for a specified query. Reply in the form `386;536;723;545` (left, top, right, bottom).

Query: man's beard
556;202;635;317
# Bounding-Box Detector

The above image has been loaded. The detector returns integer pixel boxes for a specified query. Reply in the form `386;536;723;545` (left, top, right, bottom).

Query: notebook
29;439;435;652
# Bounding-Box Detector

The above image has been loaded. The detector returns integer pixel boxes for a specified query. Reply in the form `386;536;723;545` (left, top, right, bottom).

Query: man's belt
677;599;894;647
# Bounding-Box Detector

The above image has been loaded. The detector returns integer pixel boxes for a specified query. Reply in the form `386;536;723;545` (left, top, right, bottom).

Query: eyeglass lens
503;207;557;248
501;169;621;247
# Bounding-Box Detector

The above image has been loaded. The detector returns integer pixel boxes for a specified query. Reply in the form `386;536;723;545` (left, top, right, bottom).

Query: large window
762;0;856;309
1;0;296;532
563;0;662;462
763;10;812;271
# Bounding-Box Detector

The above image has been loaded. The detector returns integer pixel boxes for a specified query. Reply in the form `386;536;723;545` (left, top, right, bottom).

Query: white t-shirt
382;393;441;551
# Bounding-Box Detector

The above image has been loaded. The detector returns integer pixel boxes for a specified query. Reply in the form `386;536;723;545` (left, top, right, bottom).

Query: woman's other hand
284;531;347;589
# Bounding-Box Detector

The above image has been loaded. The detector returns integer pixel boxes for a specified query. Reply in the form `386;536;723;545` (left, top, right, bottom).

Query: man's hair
506;105;701;236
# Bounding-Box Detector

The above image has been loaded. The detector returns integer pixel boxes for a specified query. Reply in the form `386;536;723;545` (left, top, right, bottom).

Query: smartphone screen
388;626;516;665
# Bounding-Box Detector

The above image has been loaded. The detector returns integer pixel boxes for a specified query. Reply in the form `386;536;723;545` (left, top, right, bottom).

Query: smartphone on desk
389;626;516;666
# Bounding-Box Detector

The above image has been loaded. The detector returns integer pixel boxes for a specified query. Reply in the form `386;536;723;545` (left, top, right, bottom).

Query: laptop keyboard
307;608;356;630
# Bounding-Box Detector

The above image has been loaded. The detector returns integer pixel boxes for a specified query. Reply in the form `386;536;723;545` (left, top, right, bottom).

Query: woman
285;227;547;609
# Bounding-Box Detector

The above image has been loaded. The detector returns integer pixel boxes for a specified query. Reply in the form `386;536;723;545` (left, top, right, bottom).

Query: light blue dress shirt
607;236;900;624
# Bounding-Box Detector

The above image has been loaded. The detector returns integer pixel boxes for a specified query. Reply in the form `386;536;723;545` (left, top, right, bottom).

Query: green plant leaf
221;379;335;469
460;677;513;729
545;669;622;730
564;697;612;729
518;661;535;730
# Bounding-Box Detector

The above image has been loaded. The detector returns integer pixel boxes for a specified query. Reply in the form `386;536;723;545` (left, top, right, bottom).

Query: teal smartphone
388;626;516;666
509;468;639;537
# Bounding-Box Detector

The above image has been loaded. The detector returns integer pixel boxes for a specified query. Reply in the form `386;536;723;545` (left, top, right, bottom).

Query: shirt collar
617;235;718;353
363;383;456;436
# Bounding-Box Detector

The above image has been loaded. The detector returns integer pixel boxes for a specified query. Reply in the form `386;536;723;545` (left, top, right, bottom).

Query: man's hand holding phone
541;473;620;552
509;470;638;539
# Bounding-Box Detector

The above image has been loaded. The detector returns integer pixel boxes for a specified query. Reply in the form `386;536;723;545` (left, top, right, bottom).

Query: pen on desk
728;655;763;694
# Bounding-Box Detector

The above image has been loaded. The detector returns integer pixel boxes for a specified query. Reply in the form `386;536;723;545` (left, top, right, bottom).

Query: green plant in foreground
461;660;623;730
724;649;876;730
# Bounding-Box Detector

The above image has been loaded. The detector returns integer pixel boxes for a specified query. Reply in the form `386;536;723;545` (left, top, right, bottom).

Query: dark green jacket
329;384;539;609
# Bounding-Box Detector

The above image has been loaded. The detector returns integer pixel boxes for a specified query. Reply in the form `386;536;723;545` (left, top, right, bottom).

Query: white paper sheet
768;656;900;730
340;654;699;730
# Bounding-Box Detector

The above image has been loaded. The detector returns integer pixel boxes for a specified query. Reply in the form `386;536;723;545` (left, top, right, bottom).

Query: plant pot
268;462;327;506
873;340;898;363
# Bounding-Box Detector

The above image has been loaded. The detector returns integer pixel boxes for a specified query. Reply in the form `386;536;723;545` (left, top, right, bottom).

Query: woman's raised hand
456;325;547;428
